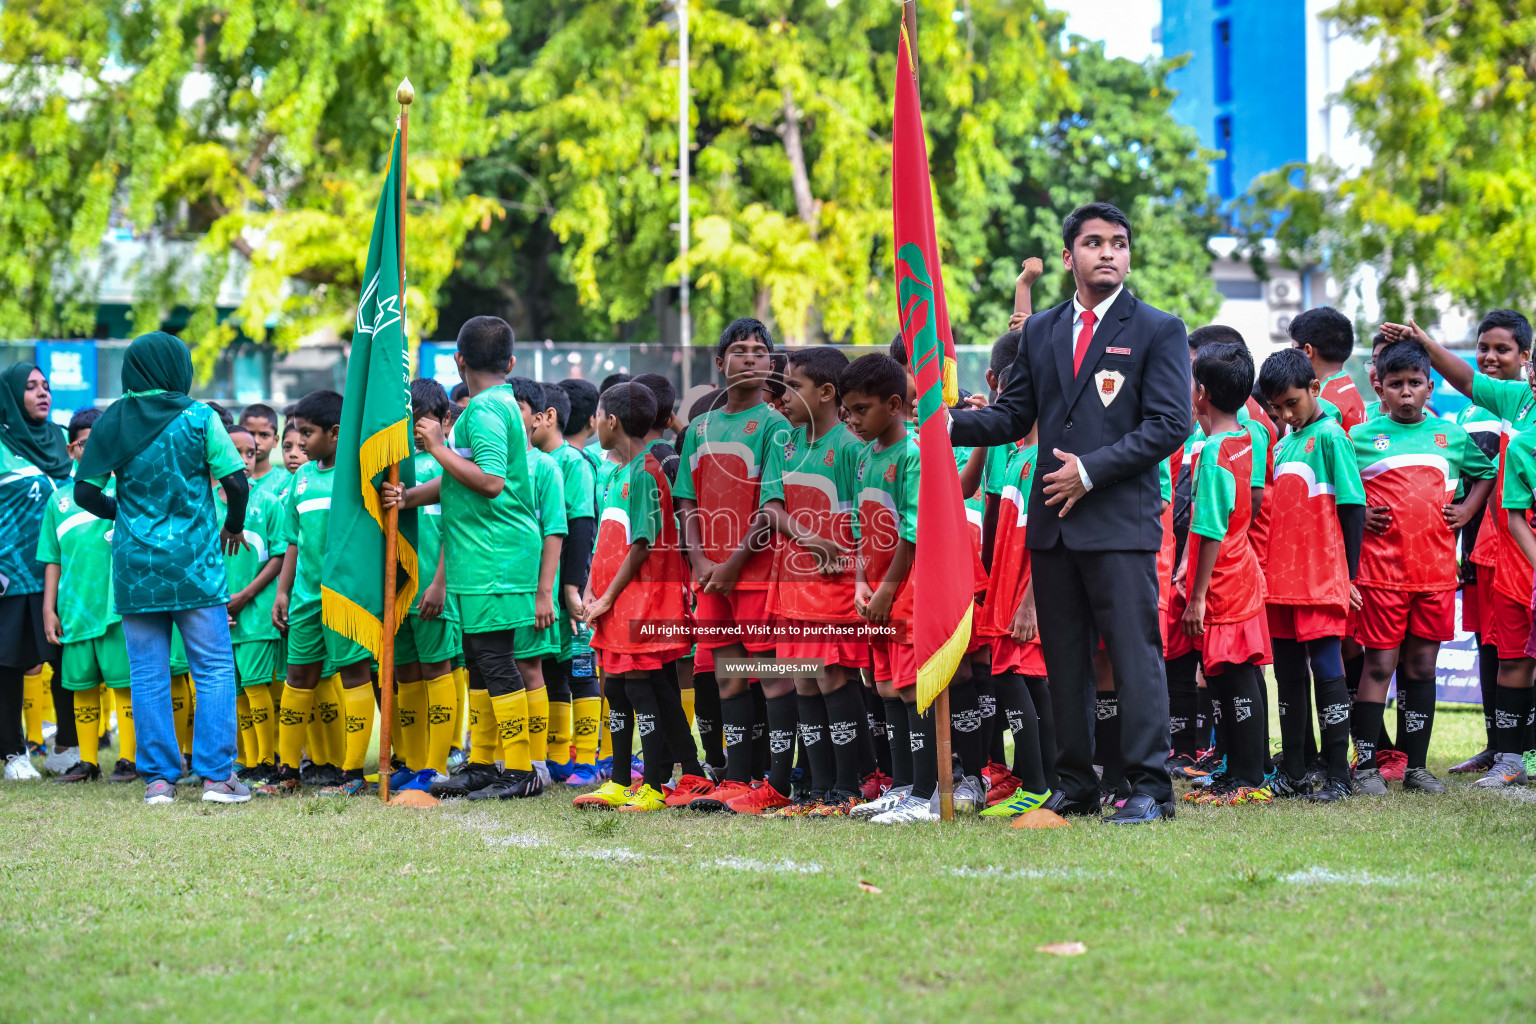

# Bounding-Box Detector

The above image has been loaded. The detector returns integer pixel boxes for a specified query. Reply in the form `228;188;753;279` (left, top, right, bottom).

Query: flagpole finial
396;78;415;106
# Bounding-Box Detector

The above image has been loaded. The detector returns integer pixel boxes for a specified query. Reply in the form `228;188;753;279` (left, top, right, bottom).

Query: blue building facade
1162;0;1308;200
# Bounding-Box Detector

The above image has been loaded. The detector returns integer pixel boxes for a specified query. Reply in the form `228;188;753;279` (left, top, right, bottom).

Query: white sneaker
4;752;41;780
851;784;912;819
870;793;942;824
41;721;57;743
43;746;79;774
533;760;552;788
951;775;987;814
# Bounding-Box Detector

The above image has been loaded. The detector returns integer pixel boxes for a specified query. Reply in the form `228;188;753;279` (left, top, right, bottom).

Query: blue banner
417;342;461;391
1436;593;1481;704
35;342;98;426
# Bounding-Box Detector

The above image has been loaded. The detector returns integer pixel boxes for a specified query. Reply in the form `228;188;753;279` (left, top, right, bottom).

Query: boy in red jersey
1292;306;1367;432
1180;341;1274;805
673;318;789;806
1350;342;1494;794
578;383;700;810
1486;424;1536;788
746;346;871;816
1257;348;1366;802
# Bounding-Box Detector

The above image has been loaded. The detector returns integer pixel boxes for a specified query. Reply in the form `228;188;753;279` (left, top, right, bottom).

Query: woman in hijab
74;332;253;805
0;363;76;780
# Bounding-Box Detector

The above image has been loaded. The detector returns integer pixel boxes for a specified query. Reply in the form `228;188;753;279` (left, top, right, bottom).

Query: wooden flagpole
378;77;413;801
902;0;954;823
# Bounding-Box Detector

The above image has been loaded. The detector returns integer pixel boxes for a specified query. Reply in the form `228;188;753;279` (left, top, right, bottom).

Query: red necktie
1073;309;1097;376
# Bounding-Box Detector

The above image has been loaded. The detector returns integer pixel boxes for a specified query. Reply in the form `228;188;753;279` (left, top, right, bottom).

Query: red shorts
1266;603;1348;643
1491;588;1533;660
1464;567;1494;636
965;607;985;655
870;640;917;689
1354;587;1455;648
1164;591;1196;661
693;589;775;652
991;635;1047;677
776;620;871;669
694;644;714;674
1199;612;1272;675
598;648;690;675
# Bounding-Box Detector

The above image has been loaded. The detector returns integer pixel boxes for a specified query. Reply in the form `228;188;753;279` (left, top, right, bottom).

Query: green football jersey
441;385;537;596
850;434;919;622
410;449;459;622
251;465;292;504
552;441;597;523
35;480;117;641
219;486;287;643
283;460;336;616
0;437;66;596
982;443;1012;497
528;445;570;589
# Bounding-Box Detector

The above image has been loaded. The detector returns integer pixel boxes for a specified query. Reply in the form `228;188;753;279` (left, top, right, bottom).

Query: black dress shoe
1051;794;1104;817
1103;793;1173;824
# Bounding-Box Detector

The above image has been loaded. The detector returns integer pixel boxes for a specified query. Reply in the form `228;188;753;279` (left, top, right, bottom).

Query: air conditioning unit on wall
1266;278;1301;308
1269;310;1295;339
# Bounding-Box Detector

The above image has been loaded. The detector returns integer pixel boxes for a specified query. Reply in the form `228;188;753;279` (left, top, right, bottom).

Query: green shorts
514;621;560;661
170;627;188;676
286;606;371;671
395;613;462;666
234;640;282;689
61;623;131;691
455;592;536;633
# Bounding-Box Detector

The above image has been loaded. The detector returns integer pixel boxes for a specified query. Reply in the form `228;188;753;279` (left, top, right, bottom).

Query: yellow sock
398;679;427;771
185;676;198;752
425;673;455;774
318;674;344;766
453;666;469;750
342;684;375;773
236;691;254;767
22;669;47;746
682;686;696;728
527;686;549;764
113;689;136;763
491;690;530;771
99;687;112;738
548;698;573;765
246;684;275;767
468;689;498;765
170;675;192;756
279;685;315;770
572;696;601;767
597;695;612;760
73;685;102;767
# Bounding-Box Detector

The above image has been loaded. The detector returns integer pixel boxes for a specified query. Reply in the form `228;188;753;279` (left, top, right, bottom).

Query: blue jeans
121;607;238;786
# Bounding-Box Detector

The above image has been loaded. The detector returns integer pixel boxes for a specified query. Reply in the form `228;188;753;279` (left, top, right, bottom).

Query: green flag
322;128;419;658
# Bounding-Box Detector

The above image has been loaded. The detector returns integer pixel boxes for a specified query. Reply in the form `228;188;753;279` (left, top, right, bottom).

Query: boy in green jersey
533;382;600;783
555;378;606;780
384;317;544;800
507;376;569;788
386;380;461;784
217;423;287;783
241;403;290;503
263;390;376;796
39;408;135;784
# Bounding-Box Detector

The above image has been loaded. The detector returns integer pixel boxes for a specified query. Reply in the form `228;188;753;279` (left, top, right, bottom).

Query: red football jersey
978;445;1037;638
590;446;692;655
1264;416;1366;608
1320;371;1368;434
1186;430;1266;624
761;424;863;622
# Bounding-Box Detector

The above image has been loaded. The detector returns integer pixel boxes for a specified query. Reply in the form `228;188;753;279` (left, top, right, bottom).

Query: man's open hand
1042;449;1088;517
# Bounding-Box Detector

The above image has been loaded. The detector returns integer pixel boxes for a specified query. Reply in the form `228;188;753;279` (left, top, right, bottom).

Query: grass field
1;703;1533;1024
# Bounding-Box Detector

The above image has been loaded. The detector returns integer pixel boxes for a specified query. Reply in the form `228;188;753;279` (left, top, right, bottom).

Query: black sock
1477;640;1497;750
1272;638;1310;778
1094;692;1122;790
1023;675;1059;791
1314;674;1352;783
648;671;703;778
1220;665;1266;787
1195;690;1208;737
1344;652;1363;702
997;672;1047;794
750;684;769;780
1399;674;1436;769
765;693;798;796
948;679;984;779
884;696;912;788
720;692;754;784
823;684;865;795
1208;688;1226;757
604;676;635;787
975;669;1005;765
907;702;938;801
693;672;725;771
1166;652;1200;759
624;679;672;790
1494;684;1531;755
863;686;887;777
1352;699;1385;770
796;693;833;796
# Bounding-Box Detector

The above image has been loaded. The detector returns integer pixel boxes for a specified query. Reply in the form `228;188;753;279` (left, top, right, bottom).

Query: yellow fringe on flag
942;355;959;408
359;418;410;532
916;602;972;714
322;585;388;662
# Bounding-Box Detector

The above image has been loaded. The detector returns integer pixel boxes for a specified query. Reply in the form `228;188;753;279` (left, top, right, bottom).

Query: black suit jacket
951;288;1190;551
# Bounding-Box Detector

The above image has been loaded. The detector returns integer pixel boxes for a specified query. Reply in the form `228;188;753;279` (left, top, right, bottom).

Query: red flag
893;24;971;712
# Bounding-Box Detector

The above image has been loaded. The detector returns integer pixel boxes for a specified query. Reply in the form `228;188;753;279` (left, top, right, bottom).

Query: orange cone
387;790;441;807
1011;808;1069;829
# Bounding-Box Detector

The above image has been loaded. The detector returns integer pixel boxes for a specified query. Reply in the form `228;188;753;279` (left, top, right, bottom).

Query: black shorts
0;592;60;669
463;629;526;697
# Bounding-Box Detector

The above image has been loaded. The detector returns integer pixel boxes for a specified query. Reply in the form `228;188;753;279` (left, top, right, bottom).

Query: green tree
1234;0;1536;324
0;0;506;372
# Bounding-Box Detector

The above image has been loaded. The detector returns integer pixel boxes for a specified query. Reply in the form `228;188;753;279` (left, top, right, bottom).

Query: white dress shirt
1069;285;1123;491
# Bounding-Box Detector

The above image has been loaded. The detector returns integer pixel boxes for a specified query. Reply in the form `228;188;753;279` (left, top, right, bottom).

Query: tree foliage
1235;0;1536;325
0;0;506;372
